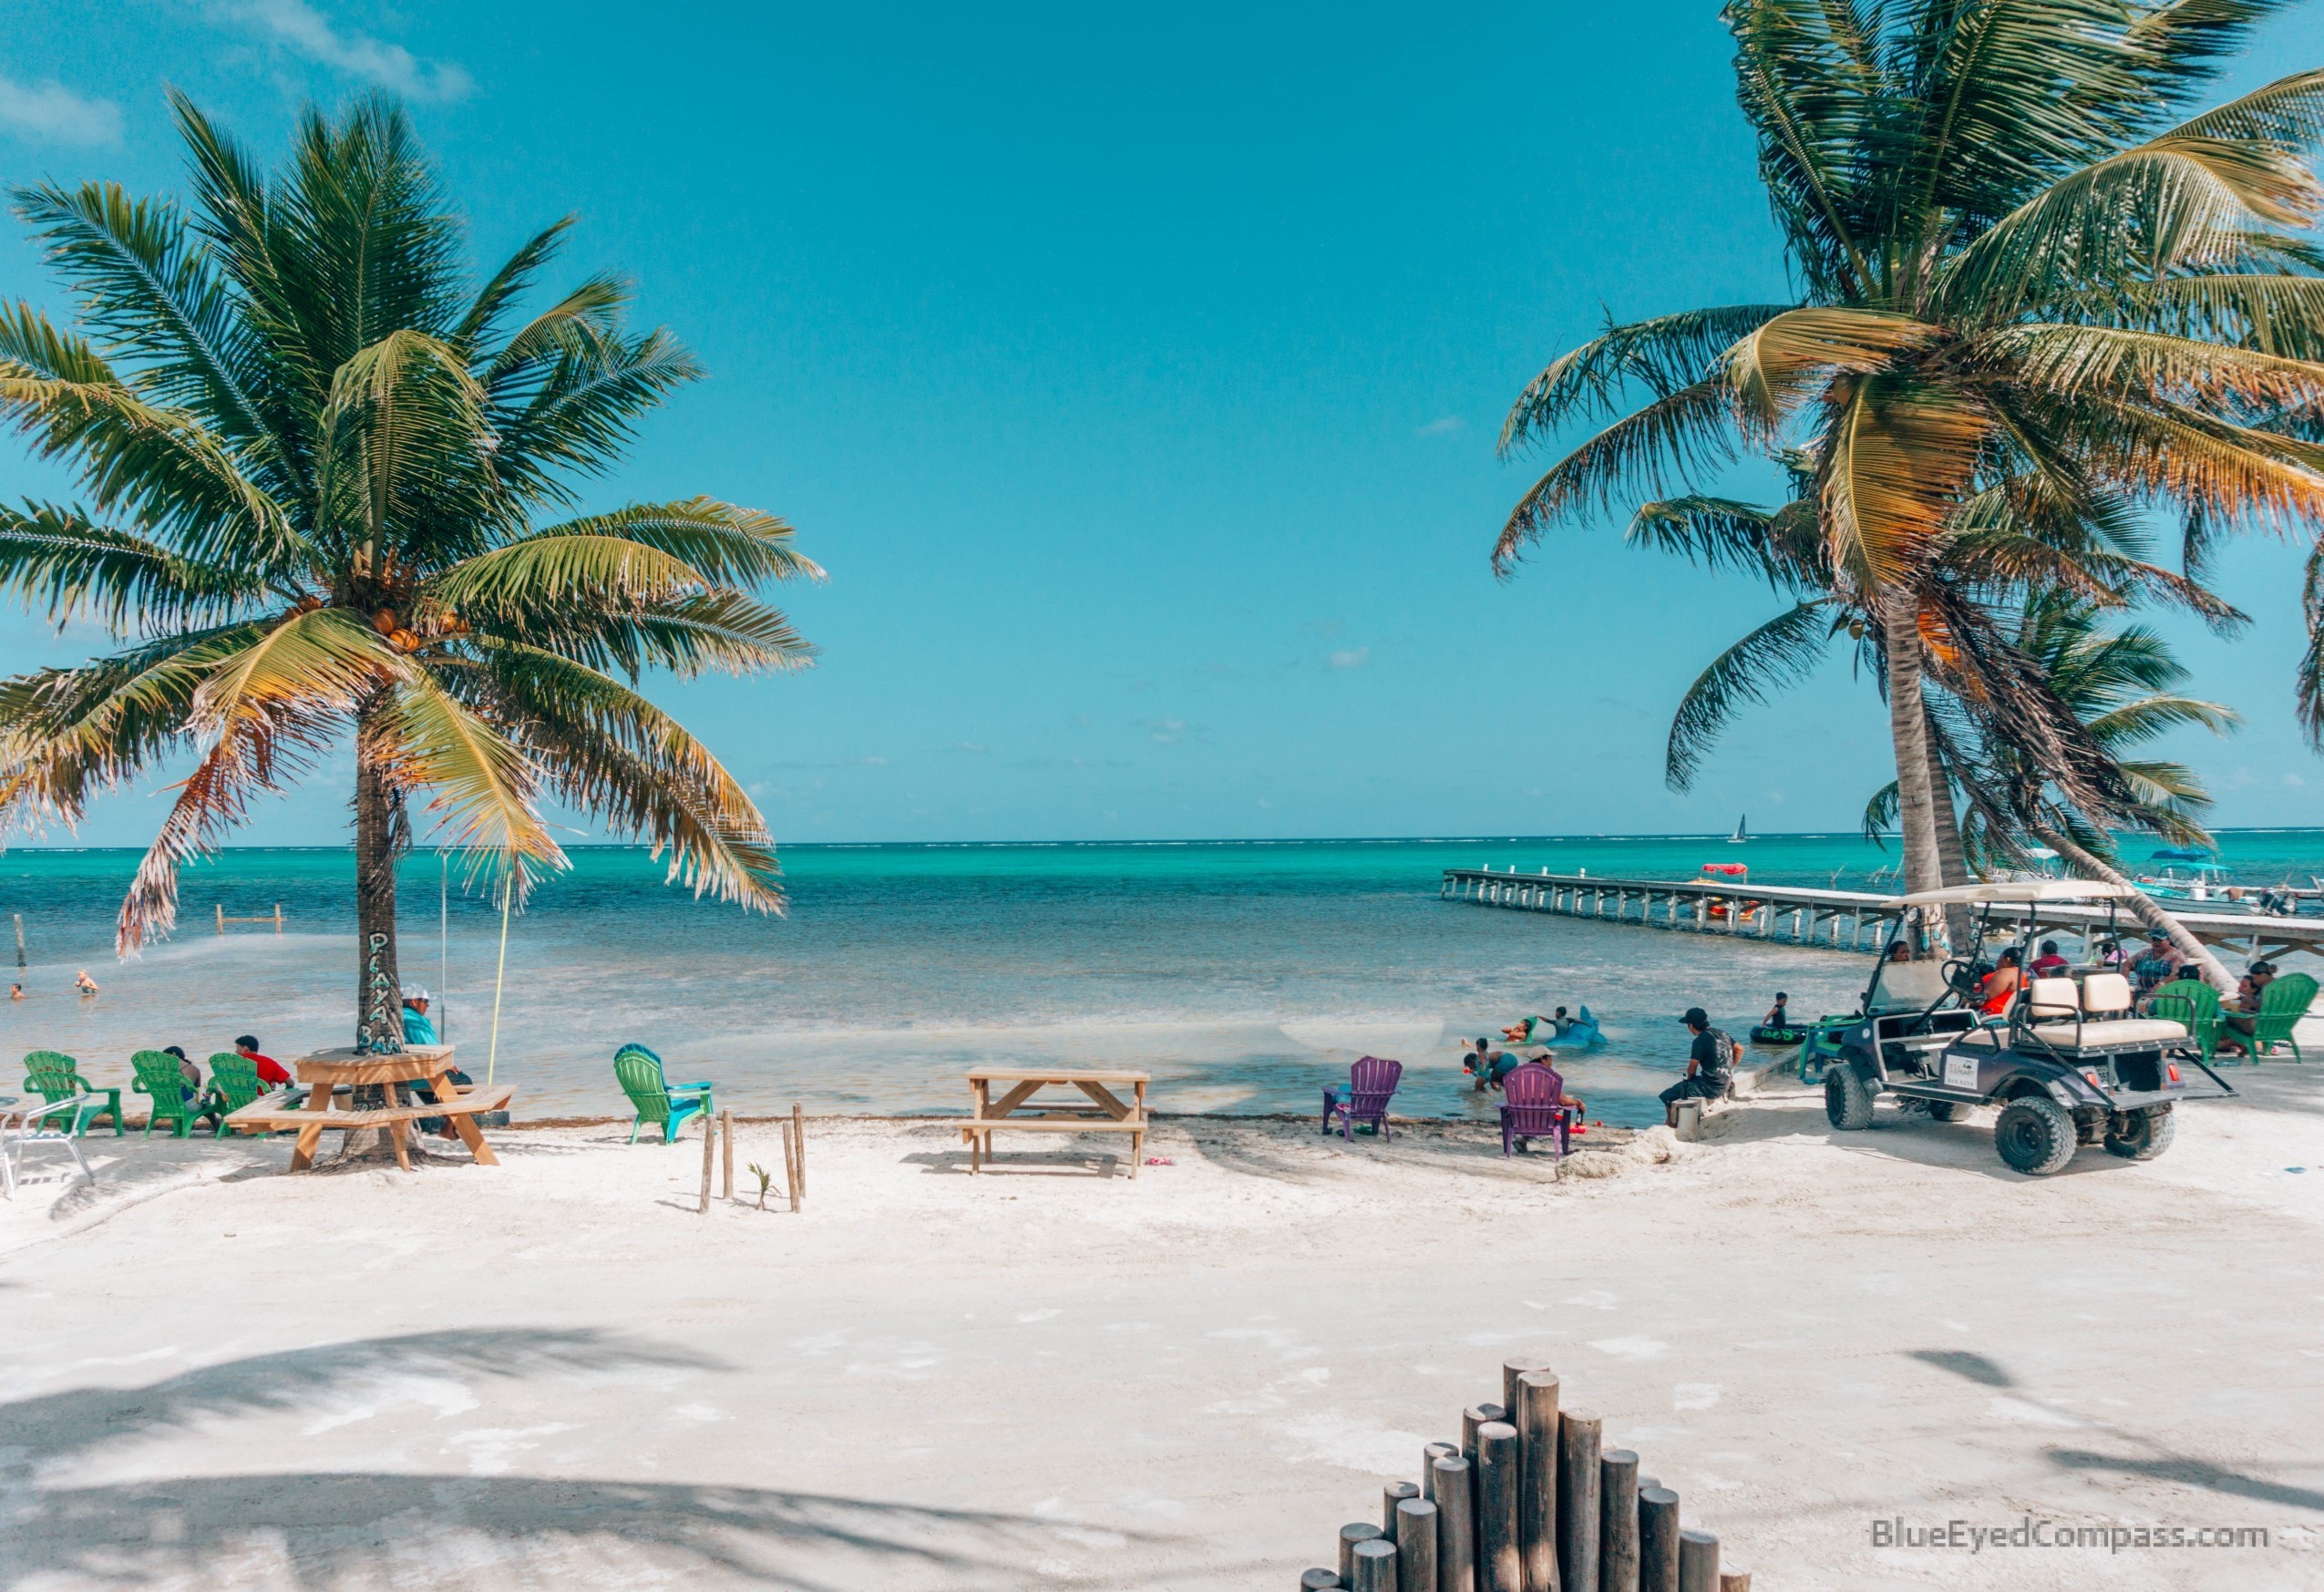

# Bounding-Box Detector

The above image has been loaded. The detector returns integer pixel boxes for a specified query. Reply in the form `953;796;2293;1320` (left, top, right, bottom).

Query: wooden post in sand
720;1109;734;1200
1676;1531;1718;1592
781;1112;801;1212
1396;1497;1438;1592
698;1110;715;1213
1339;1524;1383;1585
1299;1570;1341;1590
1384;1482;1420;1536
1556;1409;1600;1592
1462;1402;1506;1460
1432;1454;1475;1592
1716;1574;1750;1592
1422;1442;1458;1500
1476;1420;1521;1592
1351;1538;1398;1592
1637;1489;1681;1592
792;1103;807;1199
1513;1370;1559;1592
1599;1449;1640;1592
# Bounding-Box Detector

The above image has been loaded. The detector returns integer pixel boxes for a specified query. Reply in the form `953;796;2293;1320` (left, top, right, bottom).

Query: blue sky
3;0;2323;847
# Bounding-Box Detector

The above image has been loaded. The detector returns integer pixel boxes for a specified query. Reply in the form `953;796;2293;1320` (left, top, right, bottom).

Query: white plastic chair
0;1094;98;1197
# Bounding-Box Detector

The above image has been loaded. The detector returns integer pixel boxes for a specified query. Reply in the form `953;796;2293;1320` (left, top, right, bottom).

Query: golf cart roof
1898;879;2141;906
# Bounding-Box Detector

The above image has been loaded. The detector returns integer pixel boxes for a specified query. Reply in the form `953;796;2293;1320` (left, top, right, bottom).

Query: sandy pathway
3;1074;2321;1590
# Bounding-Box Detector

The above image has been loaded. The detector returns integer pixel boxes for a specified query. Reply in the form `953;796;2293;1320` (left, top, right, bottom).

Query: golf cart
1821;881;2236;1176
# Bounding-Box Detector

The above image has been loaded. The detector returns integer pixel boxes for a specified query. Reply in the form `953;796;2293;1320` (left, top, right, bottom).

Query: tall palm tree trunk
1924;721;1973;951
2032;825;2235;996
353;703;407;1055
1883;604;1946;946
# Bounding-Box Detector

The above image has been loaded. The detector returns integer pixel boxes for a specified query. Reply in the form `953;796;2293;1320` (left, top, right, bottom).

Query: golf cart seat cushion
2081;971;2135;1014
1871;960;1952;1012
2026;977;2080;1021
2029;1018;2188;1049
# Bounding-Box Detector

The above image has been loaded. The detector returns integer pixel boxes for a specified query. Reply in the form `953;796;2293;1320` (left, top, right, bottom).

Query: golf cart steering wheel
1940;958;1983;996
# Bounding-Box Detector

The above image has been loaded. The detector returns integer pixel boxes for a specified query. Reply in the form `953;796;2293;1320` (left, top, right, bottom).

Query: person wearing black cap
1660;1007;1734;1122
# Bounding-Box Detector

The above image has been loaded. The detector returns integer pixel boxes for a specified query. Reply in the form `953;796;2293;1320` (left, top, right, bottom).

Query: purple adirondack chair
1499;1061;1576;1157
1321;1056;1403;1141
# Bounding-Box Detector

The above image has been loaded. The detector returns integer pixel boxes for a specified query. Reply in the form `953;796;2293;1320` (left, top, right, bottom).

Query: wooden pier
1441;867;2324;963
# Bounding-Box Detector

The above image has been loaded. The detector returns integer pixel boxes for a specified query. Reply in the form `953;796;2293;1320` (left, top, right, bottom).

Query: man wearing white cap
400;985;437;1046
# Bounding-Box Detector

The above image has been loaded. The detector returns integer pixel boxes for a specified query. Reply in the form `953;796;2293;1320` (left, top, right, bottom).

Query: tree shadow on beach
1904;1343;2324;1513
8;1471;1181;1591
0;1328;723;1472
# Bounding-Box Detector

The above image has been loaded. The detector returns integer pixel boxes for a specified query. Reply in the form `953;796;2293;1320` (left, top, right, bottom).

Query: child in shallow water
1762;991;1791;1030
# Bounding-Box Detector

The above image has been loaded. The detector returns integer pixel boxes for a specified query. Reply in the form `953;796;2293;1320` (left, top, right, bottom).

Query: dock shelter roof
1898;880;2141;907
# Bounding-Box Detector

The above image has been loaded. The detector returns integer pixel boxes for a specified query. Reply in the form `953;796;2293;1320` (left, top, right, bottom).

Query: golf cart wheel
1927;1101;1965;1122
2103;1104;2175;1161
1825;1064;1875;1131
1994;1096;2077;1176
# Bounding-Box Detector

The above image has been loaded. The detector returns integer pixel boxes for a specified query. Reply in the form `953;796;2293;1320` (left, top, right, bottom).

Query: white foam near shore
5;1073;2324;1590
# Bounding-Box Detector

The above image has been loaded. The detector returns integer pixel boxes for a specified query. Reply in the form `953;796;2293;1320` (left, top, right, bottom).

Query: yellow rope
487;868;512;1084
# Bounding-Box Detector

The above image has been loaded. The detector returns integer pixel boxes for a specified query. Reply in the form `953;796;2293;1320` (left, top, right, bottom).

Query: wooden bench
961;1067;1150;1177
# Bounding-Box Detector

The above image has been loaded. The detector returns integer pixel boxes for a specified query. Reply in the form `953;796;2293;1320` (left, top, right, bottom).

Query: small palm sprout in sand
747;1162;775;1210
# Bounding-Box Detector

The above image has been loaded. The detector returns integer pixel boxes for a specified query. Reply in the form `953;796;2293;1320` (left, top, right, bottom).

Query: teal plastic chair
612;1044;714;1144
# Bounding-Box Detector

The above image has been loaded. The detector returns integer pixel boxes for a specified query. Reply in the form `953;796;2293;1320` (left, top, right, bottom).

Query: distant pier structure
1442;868;1902;951
1443;866;2324;963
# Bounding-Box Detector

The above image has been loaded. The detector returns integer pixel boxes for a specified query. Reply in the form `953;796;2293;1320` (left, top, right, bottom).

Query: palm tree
1496;3;2324;903
0;94;817;1053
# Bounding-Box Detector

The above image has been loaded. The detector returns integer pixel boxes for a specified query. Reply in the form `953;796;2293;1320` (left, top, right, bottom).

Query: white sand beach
5;1071;2322;1592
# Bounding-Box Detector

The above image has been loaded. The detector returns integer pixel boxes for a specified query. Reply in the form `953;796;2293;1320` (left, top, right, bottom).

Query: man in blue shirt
400;986;438;1045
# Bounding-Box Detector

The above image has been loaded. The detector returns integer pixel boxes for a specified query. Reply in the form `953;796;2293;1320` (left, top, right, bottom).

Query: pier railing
1444;867;2324;963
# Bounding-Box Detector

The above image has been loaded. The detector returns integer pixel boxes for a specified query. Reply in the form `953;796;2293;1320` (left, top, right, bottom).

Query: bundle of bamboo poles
1301;1358;1749;1592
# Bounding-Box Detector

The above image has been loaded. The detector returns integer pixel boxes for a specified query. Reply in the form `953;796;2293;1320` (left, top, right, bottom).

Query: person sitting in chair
2030;940;2070;978
1976;948;2024;1018
2219;961;2278;1052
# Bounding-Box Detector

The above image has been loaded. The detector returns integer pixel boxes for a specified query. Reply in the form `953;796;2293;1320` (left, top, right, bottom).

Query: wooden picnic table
961;1067;1150;1178
222;1045;513;1173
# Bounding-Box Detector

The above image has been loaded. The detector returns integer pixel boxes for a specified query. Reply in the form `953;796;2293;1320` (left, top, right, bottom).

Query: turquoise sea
5;831;2322;1126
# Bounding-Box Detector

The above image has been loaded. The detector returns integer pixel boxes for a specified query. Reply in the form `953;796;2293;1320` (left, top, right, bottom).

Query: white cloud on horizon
1327;646;1369;670
0;73;124;144
1416;416;1465;437
209;0;476;101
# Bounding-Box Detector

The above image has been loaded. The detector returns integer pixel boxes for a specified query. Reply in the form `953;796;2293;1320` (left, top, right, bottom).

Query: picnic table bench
223;1046;513;1173
961;1067;1150;1178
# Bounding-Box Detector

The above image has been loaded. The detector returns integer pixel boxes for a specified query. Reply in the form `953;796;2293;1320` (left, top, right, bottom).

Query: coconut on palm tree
0;94;817;1052
1496;2;2324;907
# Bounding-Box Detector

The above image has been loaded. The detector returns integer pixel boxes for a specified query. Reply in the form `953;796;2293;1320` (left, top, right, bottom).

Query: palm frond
1820;374;1990;591
1496;380;1741;573
0;503;260;630
1664;599;1839;790
460;640;786;911
1499;304;1789;450
373;665;563;888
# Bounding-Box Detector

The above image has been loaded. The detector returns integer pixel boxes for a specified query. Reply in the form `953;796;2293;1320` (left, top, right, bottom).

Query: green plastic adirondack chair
21;1051;124;1136
2251;972;2318;1061
129;1049;207;1137
205;1053;267;1134
2148;980;2223;1065
612;1044;714;1144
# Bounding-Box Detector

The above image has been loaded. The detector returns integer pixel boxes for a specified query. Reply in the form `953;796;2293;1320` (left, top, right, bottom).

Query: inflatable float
1529;1006;1606;1049
1749;1024;1812;1046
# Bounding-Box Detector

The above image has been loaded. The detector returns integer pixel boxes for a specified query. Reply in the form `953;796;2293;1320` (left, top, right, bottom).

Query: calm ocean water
6;831;2321;1126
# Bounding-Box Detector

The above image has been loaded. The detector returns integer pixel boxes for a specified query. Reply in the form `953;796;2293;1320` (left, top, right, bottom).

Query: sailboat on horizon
1730;814;1748;844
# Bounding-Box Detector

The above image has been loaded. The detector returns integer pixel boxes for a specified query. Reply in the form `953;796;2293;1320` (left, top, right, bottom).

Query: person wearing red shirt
234;1034;290;1088
2030;940;2071;979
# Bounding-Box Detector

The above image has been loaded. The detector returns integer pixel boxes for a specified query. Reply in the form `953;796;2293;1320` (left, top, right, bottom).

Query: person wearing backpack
1661;1007;1734;1122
